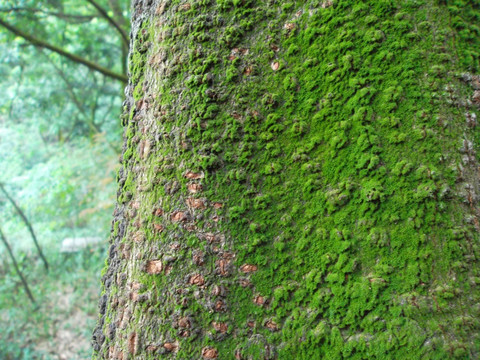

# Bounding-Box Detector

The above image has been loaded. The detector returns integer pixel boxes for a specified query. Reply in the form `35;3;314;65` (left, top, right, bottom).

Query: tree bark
93;1;480;359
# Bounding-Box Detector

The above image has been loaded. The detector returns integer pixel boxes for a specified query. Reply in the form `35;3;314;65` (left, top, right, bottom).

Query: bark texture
93;0;480;359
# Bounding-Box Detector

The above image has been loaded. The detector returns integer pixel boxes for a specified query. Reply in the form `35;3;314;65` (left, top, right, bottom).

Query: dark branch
0;227;36;304
0;17;127;83
41;50;99;132
0;7;96;23
85;0;129;46
0;183;49;272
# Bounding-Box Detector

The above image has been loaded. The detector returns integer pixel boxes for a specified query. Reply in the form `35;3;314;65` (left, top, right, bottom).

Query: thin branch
0;226;36;304
64;114;81;142
0;7;96;23
0;183;49;272
90;72;101;134
107;0;129;74
40;50;101;135
0;17;127;83
8;63;25;118
107;0;128;29
121;42;128;76
85;0;129;46
101;94;118;128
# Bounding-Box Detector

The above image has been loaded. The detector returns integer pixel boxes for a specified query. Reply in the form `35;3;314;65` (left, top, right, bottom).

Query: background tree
0;0;130;358
94;0;480;359
0;0;129;142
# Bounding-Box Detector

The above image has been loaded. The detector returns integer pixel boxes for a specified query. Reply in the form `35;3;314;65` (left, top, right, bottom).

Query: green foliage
0;129;117;358
0;245;106;360
0;0;129;357
0;129;117;246
0;0;128;143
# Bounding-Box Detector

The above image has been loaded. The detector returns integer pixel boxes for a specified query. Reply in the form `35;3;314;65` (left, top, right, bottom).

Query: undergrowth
0;246;105;359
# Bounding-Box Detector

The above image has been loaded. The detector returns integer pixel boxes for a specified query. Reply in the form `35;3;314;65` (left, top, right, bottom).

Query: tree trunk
93;1;480;359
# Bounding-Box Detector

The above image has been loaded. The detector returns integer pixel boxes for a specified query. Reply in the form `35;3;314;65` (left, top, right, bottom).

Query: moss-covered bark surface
93;0;480;358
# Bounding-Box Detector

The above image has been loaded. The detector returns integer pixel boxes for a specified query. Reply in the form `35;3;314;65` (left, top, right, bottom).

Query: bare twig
40;50;101;135
107;0;128;29
0;7;96;23
0;226;36;304
0;17;127;83
107;0;129;74
85;0;129;46
0;183;49;272
8;63;25;118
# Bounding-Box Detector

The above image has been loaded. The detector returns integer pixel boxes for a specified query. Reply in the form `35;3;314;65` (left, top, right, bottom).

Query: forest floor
0;246;106;359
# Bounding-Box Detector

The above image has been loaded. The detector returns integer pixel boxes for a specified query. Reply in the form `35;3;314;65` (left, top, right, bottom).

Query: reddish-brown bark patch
187;182;203;193
216;258;230;276
189;274;205;286
239;278;251;287
178;329;190;337
222;252;235;259
193;250;205;266
163;342;178;352
128;332;137;355
170;242;181;251
265;320;279;331
146;260;163;274
184;171;204;179
240;264;258;273
153;208;164;216
202;347;218;359
211;284;226;297
153;223;164;232
178;317;191;328
131;282;142;290
212;202;223;209
253;295;265;306
185;223;197;232
204;233;217;243
146;345;158;352
322;0;333;8
129;291;140;302
171;211;187;222
187;197;206;209
215;299;227;312
212;321;228;333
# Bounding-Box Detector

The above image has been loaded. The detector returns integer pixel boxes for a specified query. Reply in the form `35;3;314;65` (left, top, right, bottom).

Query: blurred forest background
0;0;129;358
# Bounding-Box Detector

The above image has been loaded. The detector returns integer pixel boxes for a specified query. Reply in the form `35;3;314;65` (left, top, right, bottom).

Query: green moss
94;0;480;359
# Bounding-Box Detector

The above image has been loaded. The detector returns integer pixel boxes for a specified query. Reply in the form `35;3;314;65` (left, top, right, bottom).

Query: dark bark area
93;0;480;359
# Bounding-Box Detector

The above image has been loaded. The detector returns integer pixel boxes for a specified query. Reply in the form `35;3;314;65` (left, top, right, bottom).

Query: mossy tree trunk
92;0;480;358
